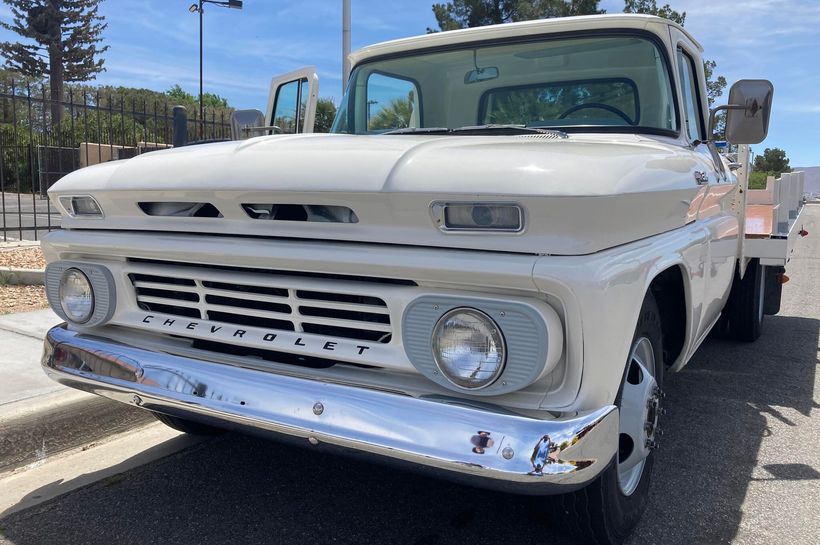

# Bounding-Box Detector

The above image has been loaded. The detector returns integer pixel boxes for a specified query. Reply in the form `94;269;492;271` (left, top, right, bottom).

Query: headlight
59;268;95;323
432;308;506;389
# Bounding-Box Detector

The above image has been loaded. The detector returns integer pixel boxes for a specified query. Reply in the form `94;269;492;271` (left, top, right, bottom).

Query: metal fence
0;80;232;241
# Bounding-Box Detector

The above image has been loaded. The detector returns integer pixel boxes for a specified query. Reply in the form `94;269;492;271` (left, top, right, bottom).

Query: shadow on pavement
0;314;817;545
629;314;819;544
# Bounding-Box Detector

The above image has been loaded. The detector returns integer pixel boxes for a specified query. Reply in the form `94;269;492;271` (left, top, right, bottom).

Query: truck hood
50;133;717;255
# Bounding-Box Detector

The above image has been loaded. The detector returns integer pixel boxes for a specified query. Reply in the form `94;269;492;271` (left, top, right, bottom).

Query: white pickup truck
41;14;807;544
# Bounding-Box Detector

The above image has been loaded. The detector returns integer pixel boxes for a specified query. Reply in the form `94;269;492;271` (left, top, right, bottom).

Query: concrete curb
0;240;40;249
0;268;45;286
0;390;155;474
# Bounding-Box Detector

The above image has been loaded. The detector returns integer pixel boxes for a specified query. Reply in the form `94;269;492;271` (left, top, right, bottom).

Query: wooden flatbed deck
745;204;776;238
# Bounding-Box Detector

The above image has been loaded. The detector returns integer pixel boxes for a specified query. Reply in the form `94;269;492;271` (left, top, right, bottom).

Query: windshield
331;34;677;135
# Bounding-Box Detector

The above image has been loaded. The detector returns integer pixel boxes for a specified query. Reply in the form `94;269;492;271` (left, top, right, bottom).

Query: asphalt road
0;192;61;242
1;206;817;545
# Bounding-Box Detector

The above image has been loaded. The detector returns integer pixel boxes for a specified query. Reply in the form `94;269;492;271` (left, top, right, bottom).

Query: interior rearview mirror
710;79;774;144
464;66;499;84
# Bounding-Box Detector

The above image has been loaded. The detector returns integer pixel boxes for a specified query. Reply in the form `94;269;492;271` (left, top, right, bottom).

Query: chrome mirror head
719;79;774;145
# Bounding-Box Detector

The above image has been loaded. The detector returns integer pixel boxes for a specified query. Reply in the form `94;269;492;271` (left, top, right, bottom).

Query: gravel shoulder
0;247;48;314
0;247;46;270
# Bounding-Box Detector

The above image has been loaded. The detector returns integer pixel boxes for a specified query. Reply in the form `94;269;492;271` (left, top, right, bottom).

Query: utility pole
343;0;351;97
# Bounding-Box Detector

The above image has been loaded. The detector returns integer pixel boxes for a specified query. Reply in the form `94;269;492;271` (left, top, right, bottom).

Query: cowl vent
242;203;358;223
138;202;222;218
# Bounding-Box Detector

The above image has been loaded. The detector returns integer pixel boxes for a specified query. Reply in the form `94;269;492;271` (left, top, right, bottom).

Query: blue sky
1;0;818;165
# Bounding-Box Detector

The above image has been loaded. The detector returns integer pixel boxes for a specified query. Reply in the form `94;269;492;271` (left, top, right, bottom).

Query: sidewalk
0;309;153;473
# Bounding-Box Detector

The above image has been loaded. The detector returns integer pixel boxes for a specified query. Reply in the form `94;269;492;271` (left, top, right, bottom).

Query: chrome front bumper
43;325;618;494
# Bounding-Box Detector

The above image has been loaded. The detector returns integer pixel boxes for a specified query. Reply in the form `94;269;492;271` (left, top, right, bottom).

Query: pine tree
623;0;726;107
429;0;604;32
0;0;109;124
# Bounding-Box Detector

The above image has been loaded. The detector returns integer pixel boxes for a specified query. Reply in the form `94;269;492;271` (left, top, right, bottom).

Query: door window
677;50;705;142
272;78;308;134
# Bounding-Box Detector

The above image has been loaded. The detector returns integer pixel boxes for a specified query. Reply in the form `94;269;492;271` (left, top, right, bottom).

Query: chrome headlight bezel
58;268;95;324
46;262;116;327
403;295;561;397
431;307;507;390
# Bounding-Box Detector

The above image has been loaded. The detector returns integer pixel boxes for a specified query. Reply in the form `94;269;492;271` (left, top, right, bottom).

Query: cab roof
349;14;702;67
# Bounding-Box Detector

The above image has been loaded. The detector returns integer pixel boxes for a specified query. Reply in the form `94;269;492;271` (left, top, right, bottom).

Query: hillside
794;166;820;196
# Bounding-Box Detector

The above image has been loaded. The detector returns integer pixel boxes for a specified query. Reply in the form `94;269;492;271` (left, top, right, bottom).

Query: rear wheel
553;291;664;545
727;259;765;342
151;411;225;436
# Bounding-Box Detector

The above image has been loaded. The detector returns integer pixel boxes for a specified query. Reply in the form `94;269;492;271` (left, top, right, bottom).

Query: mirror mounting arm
707;103;746;141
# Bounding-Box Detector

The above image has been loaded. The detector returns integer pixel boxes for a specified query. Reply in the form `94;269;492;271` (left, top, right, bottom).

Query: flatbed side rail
744;170;807;266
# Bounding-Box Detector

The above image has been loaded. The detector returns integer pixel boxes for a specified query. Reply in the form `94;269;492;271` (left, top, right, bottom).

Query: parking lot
0;193;61;242
0;206;817;545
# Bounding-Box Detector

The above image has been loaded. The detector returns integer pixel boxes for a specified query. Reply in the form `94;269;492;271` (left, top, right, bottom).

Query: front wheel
553;291;665;544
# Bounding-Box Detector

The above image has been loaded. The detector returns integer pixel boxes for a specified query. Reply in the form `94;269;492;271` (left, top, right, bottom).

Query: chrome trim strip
43;324;616;494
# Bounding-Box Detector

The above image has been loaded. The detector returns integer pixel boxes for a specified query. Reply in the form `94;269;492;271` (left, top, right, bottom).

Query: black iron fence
0;81;232;241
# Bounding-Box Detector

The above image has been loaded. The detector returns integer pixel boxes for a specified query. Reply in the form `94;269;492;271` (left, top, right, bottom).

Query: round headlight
59;268;94;323
432;308;506;389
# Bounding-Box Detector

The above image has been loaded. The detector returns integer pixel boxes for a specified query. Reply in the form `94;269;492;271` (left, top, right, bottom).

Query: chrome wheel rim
617;336;660;496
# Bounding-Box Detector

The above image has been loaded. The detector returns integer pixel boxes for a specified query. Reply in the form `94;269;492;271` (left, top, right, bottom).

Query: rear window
481;79;639;127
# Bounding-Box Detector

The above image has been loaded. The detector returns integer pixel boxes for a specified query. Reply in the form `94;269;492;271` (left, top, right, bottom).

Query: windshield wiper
381;124;568;137
451;124;568;137
381;127;451;135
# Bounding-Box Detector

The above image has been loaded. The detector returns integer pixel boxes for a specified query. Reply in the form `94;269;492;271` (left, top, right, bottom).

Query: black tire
151;411;225;436
552;291;664;545
727;259;765;342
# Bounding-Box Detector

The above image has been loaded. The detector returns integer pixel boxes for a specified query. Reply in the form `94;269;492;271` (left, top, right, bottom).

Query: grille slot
129;269;396;344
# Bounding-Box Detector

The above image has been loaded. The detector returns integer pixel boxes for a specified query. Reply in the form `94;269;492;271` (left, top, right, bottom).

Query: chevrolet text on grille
140;314;373;356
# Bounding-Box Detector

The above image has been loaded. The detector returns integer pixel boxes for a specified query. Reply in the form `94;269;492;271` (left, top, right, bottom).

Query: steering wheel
558;103;635;125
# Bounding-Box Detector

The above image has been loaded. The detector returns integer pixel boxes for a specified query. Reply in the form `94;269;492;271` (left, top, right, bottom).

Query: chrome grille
129;271;393;343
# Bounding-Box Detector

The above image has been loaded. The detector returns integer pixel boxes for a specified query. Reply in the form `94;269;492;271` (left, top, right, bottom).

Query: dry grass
0;247;46;269
0;284;49;314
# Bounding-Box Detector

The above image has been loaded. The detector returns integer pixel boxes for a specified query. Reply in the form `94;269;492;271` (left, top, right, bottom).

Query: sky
0;0;818;166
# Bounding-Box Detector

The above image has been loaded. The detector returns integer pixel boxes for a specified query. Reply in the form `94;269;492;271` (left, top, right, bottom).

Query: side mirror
230;109;265;140
710;79;774;144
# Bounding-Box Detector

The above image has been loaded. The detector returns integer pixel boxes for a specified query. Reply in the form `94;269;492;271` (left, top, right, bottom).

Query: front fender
533;223;708;410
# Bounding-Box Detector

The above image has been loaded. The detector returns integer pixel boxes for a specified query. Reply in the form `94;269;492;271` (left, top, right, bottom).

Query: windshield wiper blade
452;124;567;137
381;127;451;135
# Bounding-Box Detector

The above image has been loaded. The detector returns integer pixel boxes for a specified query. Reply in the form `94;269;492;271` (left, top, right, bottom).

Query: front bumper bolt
132;395;142;406
308;436;319;446
645;439;658;450
502;446;514;460
312;402;324;416
135;368;144;379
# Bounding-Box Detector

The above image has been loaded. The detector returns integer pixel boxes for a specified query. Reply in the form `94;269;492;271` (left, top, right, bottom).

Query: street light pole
342;0;351;97
198;0;204;136
189;0;243;140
